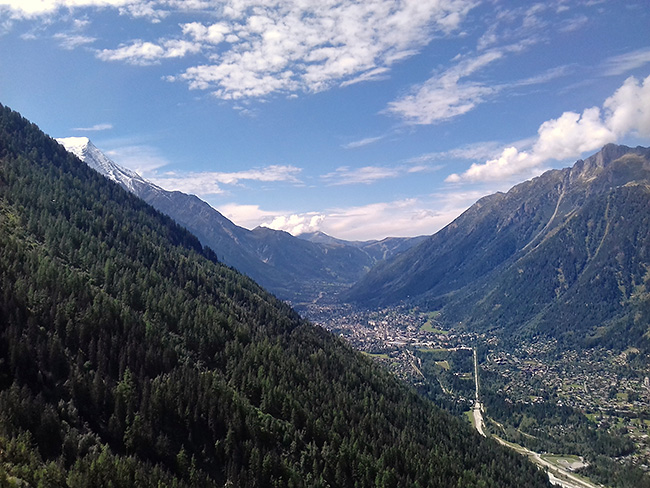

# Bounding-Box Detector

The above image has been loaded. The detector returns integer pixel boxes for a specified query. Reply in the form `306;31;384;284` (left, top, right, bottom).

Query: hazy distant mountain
298;231;428;262
346;144;650;349
57;137;420;303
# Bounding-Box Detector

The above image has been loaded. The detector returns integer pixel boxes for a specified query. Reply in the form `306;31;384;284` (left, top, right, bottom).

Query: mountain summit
57;137;155;194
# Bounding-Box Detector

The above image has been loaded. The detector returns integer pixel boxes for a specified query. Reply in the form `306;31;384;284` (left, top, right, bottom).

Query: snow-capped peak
56;136;158;195
56;136;91;159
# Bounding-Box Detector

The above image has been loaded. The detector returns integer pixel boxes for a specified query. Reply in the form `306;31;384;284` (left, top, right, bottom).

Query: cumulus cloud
0;1;103;17
262;214;325;236
604;74;650;136
259;192;485;240
2;0;477;99
446;74;650;183
171;0;477;99
0;0;167;20
196;183;496;240
218;203;283;230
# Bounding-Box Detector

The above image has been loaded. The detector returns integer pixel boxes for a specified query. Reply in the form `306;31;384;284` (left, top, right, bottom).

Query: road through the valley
471;348;602;488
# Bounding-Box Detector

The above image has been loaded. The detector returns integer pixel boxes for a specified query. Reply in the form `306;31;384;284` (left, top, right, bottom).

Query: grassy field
464;410;475;428
419;311;449;334
361;351;390;359
435;360;451;371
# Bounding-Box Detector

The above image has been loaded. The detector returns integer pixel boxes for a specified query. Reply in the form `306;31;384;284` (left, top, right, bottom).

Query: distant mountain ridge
346;144;650;349
298;231;428;261
57;137;423;303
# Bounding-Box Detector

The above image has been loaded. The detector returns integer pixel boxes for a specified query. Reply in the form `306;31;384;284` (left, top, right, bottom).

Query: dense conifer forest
0;104;550;486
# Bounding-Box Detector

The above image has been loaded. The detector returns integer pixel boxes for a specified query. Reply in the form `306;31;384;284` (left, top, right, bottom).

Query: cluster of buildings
484;340;650;470
301;303;649;471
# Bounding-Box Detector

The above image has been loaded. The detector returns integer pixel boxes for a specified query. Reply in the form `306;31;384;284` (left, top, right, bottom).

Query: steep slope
0;104;550;486
56;138;411;303
347;144;650;348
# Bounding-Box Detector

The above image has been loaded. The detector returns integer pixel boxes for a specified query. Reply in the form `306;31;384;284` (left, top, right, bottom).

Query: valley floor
301;302;650;488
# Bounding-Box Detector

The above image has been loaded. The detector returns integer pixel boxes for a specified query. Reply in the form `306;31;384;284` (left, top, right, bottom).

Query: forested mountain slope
0;104;550;486
347;144;650;349
58;138;422;304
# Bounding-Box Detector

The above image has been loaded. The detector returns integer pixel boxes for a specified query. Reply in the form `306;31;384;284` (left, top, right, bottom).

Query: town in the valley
299;302;650;479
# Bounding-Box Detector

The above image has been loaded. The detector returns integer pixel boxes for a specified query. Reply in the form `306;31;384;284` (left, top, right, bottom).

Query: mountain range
0;103;551;486
57;137;424;305
58;137;650;351
347;143;650;349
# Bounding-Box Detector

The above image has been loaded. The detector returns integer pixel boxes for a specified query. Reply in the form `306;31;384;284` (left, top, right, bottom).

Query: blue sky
1;0;649;240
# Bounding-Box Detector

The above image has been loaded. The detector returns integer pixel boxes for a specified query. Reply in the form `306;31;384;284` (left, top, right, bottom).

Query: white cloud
409;141;506;164
476;3;551;52
181;21;230;45
216;189;492;241
54;33;96;49
262;213;325;236
340;67;391;87
0;0;132;18
386;50;573;125
386;2;590;125
145;164;302;196
149;173;225;195
105;144;171;175
218;203;281;229
213;185;498;240
604;74;650;137
446;74;650;183
0;0;168;21
321;159;442;186
342;136;384;149
113;0;476;99
321;165;401;186
601;47;650;76
385;50;503;124
97;39;201;65
118;1;166;21
558;14;588;33
211;165;303;185
72;123;113;131
259;192;485;241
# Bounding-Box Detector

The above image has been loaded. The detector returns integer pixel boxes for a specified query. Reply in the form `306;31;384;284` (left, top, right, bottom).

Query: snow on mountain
56;136;160;195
